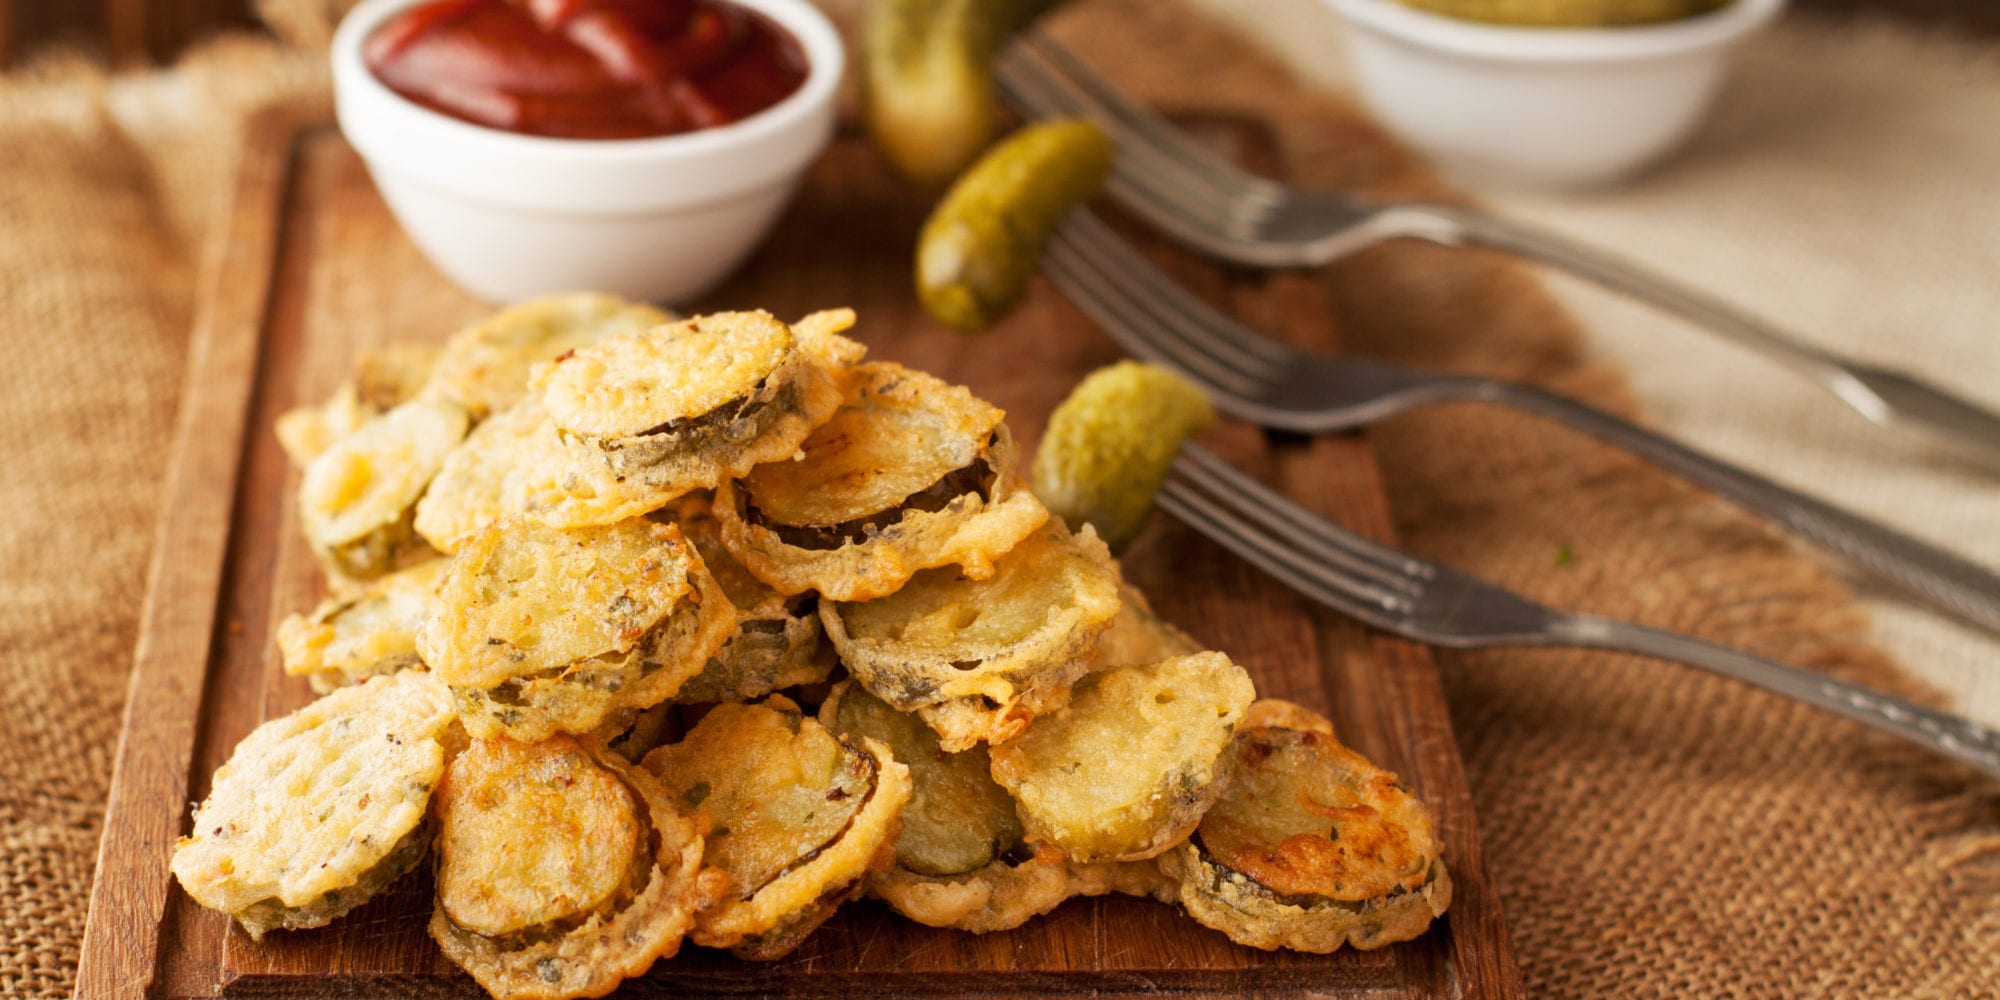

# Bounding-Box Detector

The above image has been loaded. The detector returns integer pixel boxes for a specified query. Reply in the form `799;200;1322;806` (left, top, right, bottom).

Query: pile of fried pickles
169;294;1452;999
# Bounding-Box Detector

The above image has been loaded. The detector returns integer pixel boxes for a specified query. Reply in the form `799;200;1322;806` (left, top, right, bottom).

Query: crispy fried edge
866;848;1172;933
520;350;849;531
1156;724;1451;953
821;521;1120;751
647;713;912;958
446;553;737;742
429;738;715;1000
1159;843;1451;953
988;653;1252;864
715;422;1050;601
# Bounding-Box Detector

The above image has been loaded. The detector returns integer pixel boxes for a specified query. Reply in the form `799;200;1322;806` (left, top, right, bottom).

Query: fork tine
1174;446;1424;580
1057;214;1300;369
994;43;1243;217
1172;447;1423;596
1045;229;1283;399
1156;476;1408;626
1018;35;1289;209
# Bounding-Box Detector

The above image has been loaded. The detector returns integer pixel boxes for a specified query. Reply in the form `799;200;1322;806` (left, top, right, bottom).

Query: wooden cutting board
74;105;1522;999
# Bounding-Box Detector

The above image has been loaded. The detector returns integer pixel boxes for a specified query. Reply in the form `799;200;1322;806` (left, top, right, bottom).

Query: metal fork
1042;211;2000;635
996;33;2000;464
1162;444;2000;779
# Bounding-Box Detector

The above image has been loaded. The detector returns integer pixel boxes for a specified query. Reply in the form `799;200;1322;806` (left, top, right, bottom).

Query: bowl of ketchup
332;0;842;304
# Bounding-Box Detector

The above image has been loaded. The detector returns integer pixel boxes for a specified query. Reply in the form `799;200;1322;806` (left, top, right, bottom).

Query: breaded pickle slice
431;735;715;1000
642;696;912;959
664;496;827;704
871;848;1172;934
1093;577;1201;669
825;679;1169;931
990;652;1254;863
276;557;450;693
718;362;1049;600
413;399;565;553
276;344;441;466
170;672;456;940
821;682;1021;877
418;517;736;742
298;395;468;579
426;292;673;420
533;309;859;497
1158;716;1452;953
823;519;1121;750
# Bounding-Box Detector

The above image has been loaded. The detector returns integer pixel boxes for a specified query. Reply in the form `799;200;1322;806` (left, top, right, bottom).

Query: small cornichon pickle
916;119;1114;331
1396;0;1729;27
864;0;1071;187
1033;361;1214;550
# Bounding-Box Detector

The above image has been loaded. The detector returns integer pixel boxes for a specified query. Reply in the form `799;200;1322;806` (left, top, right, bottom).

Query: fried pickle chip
431;735;715;1000
663;496;827;704
276;383;368;467
823;520;1120;750
824;679;1171;931
418;517;735;742
1157;719;1451;953
717;362;1049;600
642;696;912;959
411;399;563;553
1094;577;1201;669
277;557;450;693
529;310;859;509
426;292;673;420
299;396;468;579
275;344;442;467
170;672;456;939
989;652;1254;863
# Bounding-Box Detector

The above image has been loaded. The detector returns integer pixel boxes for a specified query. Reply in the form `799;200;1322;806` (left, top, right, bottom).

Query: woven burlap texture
1;1;1993;997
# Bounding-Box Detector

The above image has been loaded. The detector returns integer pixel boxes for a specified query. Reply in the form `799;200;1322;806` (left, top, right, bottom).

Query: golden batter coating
867;848;1173;934
426;292;673;421
662;496;827;704
820;682;1021;877
820;682;1172;933
170;671;457;939
418;517;736;741
412;400;567;554
717;363;1048;600
526;310;861;518
1093;577;1201;669
430;735;717;1000
276;344;442;466
298;395;468;579
1158;720;1451;953
641;696;911;959
277;557;450;693
823;520;1121;751
988;652;1254;863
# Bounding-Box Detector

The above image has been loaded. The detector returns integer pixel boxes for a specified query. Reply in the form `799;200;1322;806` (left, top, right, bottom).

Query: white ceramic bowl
1322;0;1785;188
332;0;843;304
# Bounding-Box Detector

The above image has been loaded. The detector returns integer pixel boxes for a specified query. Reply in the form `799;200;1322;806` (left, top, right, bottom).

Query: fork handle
1474;379;2000;635
1408;205;2000;463
1552;615;2000;780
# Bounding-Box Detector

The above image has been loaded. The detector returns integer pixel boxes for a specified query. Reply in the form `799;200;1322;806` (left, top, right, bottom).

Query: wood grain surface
74;109;1520;999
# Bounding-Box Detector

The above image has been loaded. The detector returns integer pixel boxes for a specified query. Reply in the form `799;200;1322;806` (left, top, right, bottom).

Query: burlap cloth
2;1;1994;996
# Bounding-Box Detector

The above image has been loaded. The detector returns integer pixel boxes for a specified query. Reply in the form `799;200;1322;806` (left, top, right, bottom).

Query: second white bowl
1323;0;1786;188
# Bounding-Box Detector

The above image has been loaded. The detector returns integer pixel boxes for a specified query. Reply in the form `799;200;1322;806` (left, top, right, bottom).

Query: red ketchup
365;0;809;140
